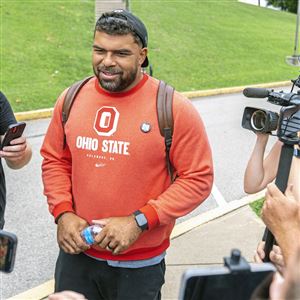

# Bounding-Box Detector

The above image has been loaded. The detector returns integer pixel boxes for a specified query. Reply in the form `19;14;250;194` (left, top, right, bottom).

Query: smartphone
179;263;276;300
0;230;17;273
0;122;26;150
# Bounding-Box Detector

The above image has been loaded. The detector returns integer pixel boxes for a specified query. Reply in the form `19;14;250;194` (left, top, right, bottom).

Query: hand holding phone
0;122;26;150
0;230;17;273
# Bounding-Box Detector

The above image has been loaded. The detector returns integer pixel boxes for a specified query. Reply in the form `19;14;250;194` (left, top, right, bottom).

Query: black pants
55;250;166;300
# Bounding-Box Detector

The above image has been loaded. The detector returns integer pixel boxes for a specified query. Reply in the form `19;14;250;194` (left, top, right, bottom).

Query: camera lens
251;110;267;131
267;112;279;132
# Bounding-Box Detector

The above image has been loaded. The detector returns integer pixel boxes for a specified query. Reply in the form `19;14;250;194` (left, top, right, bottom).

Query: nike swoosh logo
95;163;106;168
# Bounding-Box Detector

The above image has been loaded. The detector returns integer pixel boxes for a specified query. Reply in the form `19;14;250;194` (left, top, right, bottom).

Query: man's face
92;31;147;93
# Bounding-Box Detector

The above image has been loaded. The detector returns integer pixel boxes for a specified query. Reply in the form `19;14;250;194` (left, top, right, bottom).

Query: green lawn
1;0;94;111
249;197;265;217
132;0;298;90
0;0;299;112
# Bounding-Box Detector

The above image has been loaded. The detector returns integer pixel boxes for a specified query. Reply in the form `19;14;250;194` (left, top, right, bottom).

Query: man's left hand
92;215;142;255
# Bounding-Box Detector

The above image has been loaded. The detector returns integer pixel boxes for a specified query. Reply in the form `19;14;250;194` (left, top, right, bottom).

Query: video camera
241;75;300;145
242;76;300;261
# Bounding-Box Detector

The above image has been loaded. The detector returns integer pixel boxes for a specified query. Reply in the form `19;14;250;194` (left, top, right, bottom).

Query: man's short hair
95;11;142;47
95;10;149;67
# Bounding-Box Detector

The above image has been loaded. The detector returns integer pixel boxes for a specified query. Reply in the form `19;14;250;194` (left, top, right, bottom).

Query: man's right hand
57;212;90;254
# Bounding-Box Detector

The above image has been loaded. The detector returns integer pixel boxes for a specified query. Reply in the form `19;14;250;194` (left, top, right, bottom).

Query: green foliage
132;0;298;92
0;0;299;111
0;0;94;111
266;0;298;13
249;197;265;217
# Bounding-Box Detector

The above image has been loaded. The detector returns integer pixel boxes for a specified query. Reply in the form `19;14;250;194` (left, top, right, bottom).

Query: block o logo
94;106;119;136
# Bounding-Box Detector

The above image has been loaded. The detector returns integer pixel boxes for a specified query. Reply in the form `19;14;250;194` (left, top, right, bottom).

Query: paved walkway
162;205;265;300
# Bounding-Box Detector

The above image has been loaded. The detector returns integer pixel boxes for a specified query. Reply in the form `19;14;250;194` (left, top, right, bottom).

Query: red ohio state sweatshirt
41;74;214;261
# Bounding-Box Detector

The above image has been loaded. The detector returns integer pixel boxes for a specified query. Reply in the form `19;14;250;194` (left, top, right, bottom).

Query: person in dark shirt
0;91;32;228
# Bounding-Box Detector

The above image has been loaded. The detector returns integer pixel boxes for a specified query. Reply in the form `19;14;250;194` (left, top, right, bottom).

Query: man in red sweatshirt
41;9;213;300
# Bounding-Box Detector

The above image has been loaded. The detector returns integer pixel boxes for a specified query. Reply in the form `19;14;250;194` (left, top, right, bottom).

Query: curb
15;108;53;122
181;80;291;99
171;190;265;239
14;80;291;122
7;280;54;300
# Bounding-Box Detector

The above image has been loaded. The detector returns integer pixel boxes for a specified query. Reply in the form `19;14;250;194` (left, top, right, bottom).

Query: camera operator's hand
270;245;285;274
254;241;266;263
262;183;300;262
57;212;90;254
254;241;285;273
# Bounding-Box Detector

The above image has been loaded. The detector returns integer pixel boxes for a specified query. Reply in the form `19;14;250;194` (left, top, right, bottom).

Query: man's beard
94;65;138;92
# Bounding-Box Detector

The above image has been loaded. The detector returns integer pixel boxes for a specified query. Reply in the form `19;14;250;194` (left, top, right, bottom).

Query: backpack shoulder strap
156;80;175;182
62;75;93;149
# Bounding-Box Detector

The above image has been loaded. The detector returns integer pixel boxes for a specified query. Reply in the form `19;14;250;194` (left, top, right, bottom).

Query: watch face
135;213;148;230
136;214;147;226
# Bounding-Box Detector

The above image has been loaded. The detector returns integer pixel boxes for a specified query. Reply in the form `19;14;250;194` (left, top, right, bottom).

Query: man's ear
139;48;148;66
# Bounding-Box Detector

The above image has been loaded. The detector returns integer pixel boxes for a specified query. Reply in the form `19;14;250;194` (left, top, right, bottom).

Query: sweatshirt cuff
52;202;74;221
140;204;159;230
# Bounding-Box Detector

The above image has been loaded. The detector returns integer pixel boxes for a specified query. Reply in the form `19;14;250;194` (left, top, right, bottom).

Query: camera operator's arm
244;135;282;194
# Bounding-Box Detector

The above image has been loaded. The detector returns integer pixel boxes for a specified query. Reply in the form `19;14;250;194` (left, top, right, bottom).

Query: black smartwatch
294;147;300;158
133;210;148;231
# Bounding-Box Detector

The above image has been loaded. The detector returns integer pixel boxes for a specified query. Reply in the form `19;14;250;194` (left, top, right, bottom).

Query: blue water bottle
81;225;102;245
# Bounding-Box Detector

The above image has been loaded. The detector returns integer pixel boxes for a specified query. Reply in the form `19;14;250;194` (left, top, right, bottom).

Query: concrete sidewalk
162;205;265;300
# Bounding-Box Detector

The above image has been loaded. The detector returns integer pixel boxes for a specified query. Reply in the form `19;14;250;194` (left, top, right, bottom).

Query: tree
266;0;298;13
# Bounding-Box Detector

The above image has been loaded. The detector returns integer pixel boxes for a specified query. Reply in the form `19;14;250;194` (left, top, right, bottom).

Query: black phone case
0;122;26;150
0;230;18;273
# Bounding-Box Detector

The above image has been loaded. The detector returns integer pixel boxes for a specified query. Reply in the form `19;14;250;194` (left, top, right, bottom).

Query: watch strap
133;210;141;217
133;210;148;231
